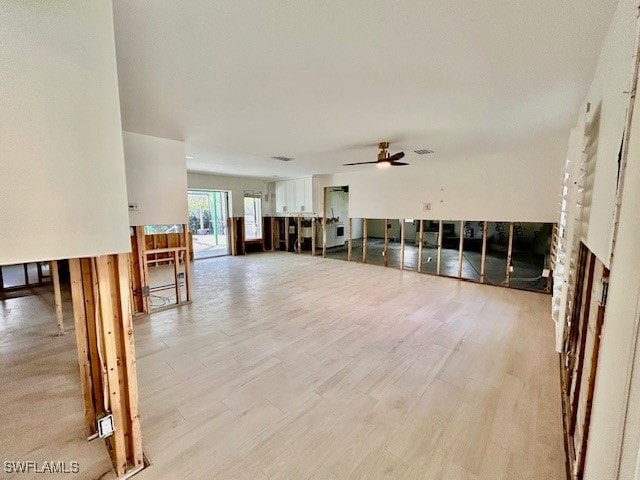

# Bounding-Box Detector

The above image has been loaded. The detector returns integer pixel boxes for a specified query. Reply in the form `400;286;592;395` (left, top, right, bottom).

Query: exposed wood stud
457;220;464;278
311;217;316;256
322;187;328;258
116;254;144;468
182;224;192;302
436;220;443;275
322;217;327;259
135;227;150;314
69;258;96;437
229;218;236;256
82;259;104;424
400;220;405;270
480;221;488;283
417;220;424;273
505;222;514;287
173;250;182;304
271;217;276;252
576;271;608;478
362;219;368;263
285;217;290;253
51;260;65;335
347;218;353;262
384;219;389;267
297;216;302;254
569;253;596;435
37;262;43;283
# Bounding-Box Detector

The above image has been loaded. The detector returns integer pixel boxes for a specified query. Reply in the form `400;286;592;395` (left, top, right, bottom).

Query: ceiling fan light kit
343;141;409;168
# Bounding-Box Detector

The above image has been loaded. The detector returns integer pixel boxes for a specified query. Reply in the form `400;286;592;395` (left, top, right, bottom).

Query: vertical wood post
458;220;464;278
284;217;290;253
362;219;368;263
173;250;182;304
135;226;150;314
348;218;353;262
417;220;424;273
384;219;389;267
322;217;327;259
271;217;276;252
506;222;514;287
400;220;405;270
322;187;328;258
37;262;43;283
311;217;316;255
183;224;192;302
70;254;144;477
297;216;302;254
51;260;65;335
436;220;443;275
480;221;488;283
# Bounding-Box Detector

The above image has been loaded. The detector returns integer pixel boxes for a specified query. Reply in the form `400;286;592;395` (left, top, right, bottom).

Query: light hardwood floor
0;253;565;479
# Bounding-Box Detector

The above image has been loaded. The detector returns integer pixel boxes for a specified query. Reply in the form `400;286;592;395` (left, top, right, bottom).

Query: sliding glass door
188;190;230;259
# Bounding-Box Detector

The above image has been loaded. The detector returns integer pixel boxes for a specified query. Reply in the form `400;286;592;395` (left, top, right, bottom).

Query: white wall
187;173;269;217
314;146;563;222
124;132;188;226
0;1;130;264
603;83;640;479
560;1;640;478
579;0;638;267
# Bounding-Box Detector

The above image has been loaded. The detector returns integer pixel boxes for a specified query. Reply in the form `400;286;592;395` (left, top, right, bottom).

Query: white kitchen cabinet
276;181;287;213
275;177;313;214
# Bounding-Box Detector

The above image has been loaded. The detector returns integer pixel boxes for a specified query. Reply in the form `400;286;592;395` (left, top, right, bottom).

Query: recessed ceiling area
113;0;617;178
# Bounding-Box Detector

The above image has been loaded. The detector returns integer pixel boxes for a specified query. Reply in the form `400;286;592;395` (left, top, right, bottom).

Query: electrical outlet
422;202;432;211
97;414;115;438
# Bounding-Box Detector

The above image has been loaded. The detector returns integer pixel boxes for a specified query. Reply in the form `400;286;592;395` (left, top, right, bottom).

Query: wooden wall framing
560;243;609;480
417;220;424;273
69;254;144;478
129;225;192;315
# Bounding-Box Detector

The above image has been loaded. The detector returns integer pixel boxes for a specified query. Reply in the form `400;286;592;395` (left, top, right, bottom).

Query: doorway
188;189;230;259
323;186;351;260
243;193;263;241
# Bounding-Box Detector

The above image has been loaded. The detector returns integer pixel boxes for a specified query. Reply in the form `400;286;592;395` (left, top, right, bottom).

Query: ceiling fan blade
390;161;409;166
342;161;379;166
387;151;405;162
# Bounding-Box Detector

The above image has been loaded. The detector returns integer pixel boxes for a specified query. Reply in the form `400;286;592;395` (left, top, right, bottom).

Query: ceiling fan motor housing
378;142;390;161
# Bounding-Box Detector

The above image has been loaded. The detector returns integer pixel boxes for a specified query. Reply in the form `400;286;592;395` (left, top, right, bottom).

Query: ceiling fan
343;142;408;168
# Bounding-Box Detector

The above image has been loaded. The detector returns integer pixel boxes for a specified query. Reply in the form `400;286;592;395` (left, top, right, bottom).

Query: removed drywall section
124;132;188;226
0;1;130;264
187;173;269;217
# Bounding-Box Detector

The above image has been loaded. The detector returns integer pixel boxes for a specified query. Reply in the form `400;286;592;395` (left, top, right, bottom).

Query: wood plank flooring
0;253;565;479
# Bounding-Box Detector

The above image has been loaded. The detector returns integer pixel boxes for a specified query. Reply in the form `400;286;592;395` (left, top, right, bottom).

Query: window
244;193;262;240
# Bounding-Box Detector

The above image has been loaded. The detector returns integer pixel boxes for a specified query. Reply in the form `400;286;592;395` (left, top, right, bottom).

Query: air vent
272;156;294;162
413;149;434;155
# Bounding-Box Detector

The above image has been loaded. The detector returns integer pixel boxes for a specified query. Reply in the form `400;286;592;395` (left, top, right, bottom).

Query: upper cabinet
275;176;313;214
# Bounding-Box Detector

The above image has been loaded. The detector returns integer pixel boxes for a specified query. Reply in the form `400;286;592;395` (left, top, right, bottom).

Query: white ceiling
113;0;617;179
